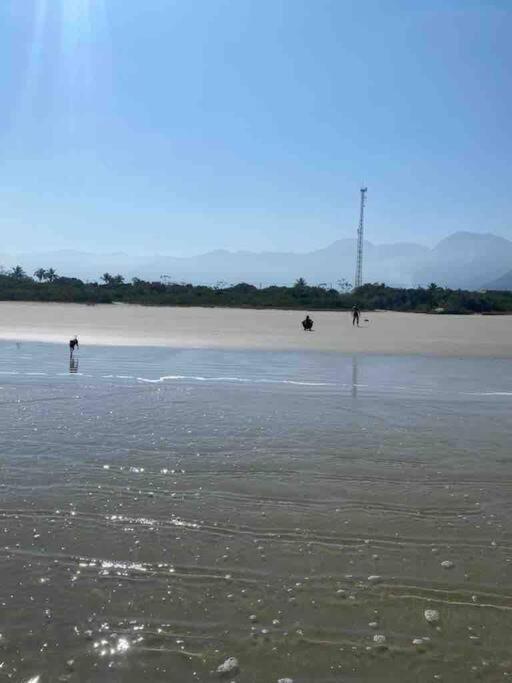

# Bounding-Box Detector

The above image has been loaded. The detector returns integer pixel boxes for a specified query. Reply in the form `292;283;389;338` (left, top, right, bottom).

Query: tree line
1;265;512;314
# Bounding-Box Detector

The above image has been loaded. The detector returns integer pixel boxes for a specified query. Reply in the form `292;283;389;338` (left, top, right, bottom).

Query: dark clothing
352;307;360;326
69;339;79;354
302;316;313;331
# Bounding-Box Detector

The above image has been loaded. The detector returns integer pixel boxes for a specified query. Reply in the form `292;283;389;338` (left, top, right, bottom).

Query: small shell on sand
440;560;454;569
424;609;440;624
373;634;386;645
216;657;239;675
412;638;424;646
367;575;381;583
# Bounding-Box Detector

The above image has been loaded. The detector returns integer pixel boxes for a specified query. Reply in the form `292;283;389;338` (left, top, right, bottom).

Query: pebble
373;634;386;646
368;622;378;629
277;679;294;683
249;614;258;623
412;638;424;646
424;609;440;624
440;560;454;569
367;575;381;583
216;657;239;675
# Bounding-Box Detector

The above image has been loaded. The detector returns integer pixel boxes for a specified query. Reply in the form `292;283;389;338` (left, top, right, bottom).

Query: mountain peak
436;231;511;246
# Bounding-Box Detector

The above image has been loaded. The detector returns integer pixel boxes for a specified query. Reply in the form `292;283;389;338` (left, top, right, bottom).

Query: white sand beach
0;301;511;356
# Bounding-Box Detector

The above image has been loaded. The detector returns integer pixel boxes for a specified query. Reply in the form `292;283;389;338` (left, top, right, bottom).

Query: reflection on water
351;354;358;399
69;357;79;374
1;343;512;682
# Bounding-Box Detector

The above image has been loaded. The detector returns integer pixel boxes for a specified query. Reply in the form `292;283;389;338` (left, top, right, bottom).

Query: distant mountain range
1;231;512;290
485;269;512;291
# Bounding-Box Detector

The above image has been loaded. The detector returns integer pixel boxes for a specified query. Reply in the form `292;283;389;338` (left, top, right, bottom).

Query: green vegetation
0;267;511;313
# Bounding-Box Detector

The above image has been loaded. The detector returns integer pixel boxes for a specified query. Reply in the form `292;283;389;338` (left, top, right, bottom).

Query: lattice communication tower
354;187;367;289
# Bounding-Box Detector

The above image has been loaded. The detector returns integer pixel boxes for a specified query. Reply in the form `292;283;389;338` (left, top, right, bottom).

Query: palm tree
34;268;46;282
101;273;114;285
45;268;57;282
10;265;26;280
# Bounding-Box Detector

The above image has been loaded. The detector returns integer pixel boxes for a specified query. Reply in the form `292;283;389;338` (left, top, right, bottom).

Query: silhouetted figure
69;336;79;358
302;315;314;331
352;306;360;327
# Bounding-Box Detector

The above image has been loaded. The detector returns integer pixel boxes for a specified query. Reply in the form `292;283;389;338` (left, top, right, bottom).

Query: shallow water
1;342;512;682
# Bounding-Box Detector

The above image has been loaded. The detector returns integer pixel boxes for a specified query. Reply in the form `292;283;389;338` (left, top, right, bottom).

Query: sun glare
15;0;109;132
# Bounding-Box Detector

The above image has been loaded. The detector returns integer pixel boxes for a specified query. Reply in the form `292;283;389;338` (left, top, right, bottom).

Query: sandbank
0;301;511;356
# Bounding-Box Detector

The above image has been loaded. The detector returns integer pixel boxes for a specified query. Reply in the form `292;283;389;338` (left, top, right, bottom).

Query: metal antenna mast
354;187;367;289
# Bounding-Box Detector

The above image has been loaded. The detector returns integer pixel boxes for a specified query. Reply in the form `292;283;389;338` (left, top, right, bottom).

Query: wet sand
1;344;512;682
1;301;512;356
0;342;512;683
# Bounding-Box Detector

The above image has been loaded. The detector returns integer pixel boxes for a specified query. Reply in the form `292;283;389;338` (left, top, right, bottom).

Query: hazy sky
0;0;511;256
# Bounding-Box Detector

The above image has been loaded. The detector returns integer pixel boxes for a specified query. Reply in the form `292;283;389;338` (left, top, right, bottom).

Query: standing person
69;336;79;358
352;305;360;327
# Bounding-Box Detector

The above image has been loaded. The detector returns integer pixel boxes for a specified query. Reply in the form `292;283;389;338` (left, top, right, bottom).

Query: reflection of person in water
351;355;358;399
69;336;79;358
69;357;79;374
302;315;313;331
352;306;360;327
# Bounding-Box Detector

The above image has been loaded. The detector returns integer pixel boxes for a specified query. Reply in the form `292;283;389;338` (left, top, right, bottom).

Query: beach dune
0;301;511;356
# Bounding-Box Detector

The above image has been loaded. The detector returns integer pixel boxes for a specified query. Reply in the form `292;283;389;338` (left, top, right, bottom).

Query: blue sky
0;0;511;255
